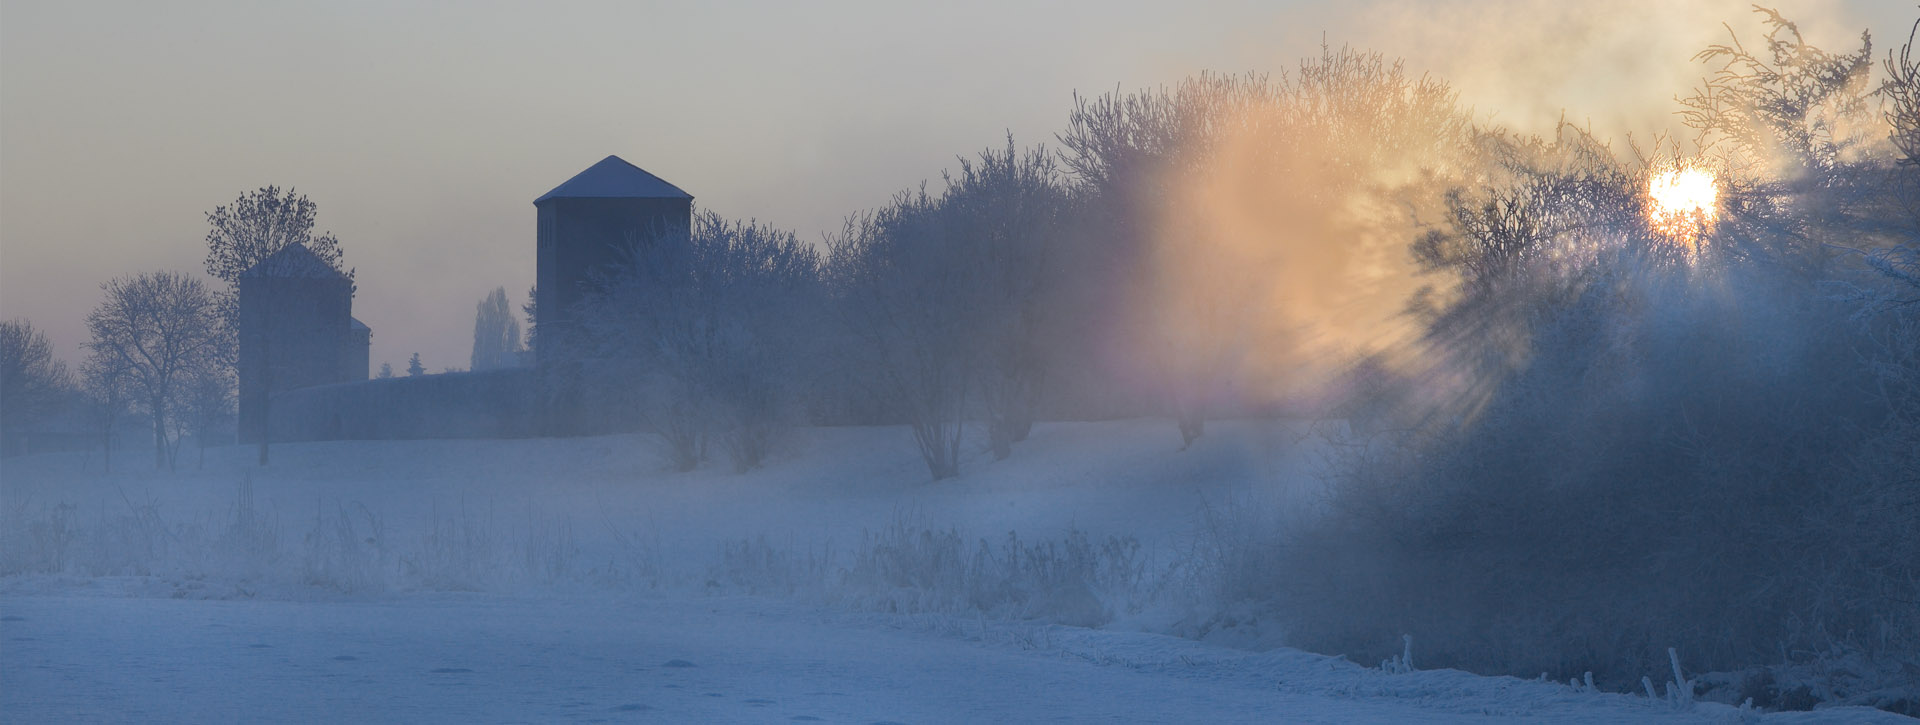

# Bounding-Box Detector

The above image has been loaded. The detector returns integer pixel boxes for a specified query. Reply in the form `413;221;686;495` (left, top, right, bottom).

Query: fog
3;1;1919;720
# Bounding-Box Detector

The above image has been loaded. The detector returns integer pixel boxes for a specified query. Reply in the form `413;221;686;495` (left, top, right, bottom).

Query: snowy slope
12;594;1904;724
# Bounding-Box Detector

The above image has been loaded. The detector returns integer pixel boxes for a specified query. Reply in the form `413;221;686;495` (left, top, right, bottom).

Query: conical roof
238;243;347;280
534;155;692;204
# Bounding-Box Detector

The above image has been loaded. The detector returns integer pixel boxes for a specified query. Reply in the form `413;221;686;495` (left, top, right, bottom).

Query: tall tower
236;243;368;443
534;155;693;363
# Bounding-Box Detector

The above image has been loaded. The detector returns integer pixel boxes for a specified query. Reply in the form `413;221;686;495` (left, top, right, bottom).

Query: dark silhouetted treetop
204;186;348;284
1;318;74;436
534;155;692;202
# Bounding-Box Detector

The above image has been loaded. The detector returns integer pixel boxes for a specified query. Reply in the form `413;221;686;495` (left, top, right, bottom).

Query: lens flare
1647;166;1718;255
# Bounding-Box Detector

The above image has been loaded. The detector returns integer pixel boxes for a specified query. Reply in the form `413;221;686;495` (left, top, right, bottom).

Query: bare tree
85;272;226;470
181;363;236;469
581;212;821;472
1060;51;1471;447
829;190;976;479
939;138;1070;460
1882;17;1920;235
1681;6;1899;269
79;352;131;473
1887;18;1920;168
825;140;1073;475
1683;8;1879;178
471;287;523;371
203;186;349;284
0;319;73;454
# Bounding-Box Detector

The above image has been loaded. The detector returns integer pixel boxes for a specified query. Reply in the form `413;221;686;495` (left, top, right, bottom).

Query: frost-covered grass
0;420;1290;603
4;419;1912;719
2;477;1162;628
0;476;634;598
711;521;1158;628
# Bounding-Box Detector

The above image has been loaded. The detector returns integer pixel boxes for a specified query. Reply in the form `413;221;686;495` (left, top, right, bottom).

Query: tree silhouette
204;186;350;285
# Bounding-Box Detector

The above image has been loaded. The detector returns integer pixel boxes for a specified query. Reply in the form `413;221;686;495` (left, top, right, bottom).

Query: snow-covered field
2;421;1906;723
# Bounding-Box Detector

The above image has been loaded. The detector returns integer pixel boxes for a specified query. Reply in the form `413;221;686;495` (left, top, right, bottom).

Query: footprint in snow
610;703;652;712
431;668;473;673
662;659;696;668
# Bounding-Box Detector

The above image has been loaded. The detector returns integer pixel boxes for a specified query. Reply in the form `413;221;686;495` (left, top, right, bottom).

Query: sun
1647;166;1719;255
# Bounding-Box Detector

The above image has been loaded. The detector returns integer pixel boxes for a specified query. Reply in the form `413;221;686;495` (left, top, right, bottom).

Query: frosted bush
713;522;1154;628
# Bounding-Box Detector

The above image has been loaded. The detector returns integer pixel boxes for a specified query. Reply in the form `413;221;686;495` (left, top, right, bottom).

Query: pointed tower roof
534;155;692;204
238;243;348;280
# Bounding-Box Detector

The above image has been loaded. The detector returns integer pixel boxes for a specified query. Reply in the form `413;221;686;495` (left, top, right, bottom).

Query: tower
533;155;693;363
236;243;368;443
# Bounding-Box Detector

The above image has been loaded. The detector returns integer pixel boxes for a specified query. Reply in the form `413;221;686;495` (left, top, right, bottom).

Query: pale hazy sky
2;0;1911;372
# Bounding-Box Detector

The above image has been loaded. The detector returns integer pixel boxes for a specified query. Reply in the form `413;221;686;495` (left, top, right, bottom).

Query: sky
2;0;1913;373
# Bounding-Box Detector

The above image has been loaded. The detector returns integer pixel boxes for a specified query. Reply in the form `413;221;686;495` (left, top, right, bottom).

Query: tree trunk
151;398;168;469
1009;410;1033;444
989;424;1013;462
1178;414;1205;449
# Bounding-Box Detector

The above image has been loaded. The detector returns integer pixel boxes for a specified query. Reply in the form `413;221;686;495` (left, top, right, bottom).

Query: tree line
542;8;1919;694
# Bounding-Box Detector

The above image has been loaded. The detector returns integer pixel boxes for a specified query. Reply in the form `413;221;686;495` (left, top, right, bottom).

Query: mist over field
3;2;1919;722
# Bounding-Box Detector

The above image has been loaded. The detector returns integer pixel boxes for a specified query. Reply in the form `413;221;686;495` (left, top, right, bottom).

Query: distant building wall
269;368;538;441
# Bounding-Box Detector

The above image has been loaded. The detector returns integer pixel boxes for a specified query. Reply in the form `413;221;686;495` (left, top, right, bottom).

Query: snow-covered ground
2;421;1906;722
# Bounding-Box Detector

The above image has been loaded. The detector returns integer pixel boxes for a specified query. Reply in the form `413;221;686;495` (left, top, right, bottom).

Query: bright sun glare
1647;166;1719;255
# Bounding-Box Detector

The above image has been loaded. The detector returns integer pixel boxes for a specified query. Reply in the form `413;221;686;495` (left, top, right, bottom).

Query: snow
1;420;1904;722
18;594;1896;724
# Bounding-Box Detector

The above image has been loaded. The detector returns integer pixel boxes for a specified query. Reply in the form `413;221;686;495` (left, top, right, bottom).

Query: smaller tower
237;244;368;443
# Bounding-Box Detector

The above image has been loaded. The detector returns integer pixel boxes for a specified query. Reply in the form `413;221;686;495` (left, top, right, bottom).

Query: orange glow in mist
1647;166;1719;254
